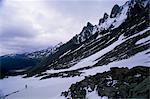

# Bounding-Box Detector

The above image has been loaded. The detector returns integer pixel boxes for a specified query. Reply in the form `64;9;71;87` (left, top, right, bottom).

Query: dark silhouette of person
25;85;27;89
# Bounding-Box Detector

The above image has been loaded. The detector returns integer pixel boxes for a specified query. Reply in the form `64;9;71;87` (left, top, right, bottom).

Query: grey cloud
0;0;127;55
45;0;127;24
0;26;36;39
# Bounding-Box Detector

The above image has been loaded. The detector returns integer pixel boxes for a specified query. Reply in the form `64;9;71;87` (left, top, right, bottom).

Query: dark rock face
98;13;109;25
98;18;104;25
87;22;93;28
0;55;38;79
110;4;120;18
127;0;149;18
62;66;150;99
103;13;109;20
72;22;94;44
81;22;94;39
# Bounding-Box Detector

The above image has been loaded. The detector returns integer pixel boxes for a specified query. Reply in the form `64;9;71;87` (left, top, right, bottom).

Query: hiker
25;85;27;89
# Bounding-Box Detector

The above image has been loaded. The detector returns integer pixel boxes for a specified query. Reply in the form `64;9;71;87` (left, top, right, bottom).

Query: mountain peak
98;13;109;25
110;4;120;18
103;13;109;19
87;22;93;27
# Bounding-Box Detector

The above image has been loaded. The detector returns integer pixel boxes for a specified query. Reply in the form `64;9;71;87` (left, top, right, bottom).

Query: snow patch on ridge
46;34;124;74
82;49;150;76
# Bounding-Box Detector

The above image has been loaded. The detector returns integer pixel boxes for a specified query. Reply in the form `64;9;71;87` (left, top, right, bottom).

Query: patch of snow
143;0;149;7
46;34;124;74
130;25;136;30
96;34;102;39
96;1;129;31
134;74;141;77
137;20;146;26
59;50;71;58
124;27;150;40
10;69;26;73
106;76;112;80
70;44;84;54
97;17;114;31
112;80;118;86
82;49;150;76
136;35;150;44
92;26;98;34
86;90;108;99
112;2;129;29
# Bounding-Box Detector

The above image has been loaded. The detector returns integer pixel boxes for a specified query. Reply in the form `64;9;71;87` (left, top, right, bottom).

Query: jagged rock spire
87;22;93;27
110;4;120;18
98;13;109;25
103;13;109;20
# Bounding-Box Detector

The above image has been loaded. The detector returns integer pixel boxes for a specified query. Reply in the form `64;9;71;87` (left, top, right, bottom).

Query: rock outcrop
110;4;120;18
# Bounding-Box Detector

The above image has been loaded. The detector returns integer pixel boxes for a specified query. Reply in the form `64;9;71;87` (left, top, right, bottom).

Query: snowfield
0;76;83;99
0;47;149;99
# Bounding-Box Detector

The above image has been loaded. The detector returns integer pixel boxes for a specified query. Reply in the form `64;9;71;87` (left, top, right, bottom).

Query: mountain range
0;0;149;98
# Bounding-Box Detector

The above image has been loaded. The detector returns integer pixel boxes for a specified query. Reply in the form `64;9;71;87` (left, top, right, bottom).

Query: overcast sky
0;0;127;55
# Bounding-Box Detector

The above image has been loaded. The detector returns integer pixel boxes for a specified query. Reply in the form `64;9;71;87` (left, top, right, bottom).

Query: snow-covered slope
0;0;149;99
0;76;83;99
0;48;149;99
45;27;150;74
